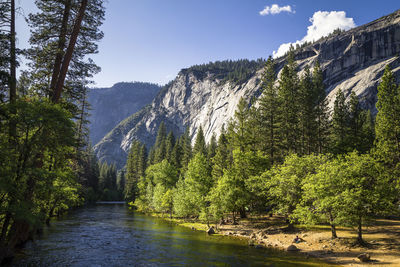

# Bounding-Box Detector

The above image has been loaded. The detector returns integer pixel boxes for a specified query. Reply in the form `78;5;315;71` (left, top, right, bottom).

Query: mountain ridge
88;82;161;144
94;9;400;168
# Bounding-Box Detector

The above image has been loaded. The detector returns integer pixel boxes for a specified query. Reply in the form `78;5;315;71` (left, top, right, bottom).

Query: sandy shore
161;213;400;266
202;215;400;267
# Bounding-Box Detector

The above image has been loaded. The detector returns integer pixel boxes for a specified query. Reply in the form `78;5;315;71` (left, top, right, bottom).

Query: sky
15;0;400;88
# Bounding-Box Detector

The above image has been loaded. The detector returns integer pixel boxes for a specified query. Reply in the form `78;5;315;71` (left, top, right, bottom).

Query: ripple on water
12;204;335;267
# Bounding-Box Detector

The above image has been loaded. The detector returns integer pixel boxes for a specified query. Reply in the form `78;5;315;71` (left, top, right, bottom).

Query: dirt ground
208;215;400;266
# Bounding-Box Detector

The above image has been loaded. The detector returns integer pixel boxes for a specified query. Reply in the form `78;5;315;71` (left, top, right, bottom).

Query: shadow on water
12;203;334;267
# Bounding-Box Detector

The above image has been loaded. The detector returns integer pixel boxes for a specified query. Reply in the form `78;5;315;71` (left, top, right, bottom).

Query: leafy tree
267;154;324;230
173;153;212;219
209;149;268;222
334;152;396;244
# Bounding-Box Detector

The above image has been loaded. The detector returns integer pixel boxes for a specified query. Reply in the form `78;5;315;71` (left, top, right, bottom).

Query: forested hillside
124;51;400;245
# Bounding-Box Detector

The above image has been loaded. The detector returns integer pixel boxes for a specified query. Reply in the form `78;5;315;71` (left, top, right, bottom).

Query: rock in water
357;253;371;262
287;245;299;252
206;227;215;235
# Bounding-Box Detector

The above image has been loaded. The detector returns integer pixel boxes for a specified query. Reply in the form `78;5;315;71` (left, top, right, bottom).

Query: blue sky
16;0;400;87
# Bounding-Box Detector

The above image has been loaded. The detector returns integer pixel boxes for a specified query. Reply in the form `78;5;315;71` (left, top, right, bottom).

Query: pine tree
375;66;400;166
212;127;230;180
180;127;192;171
258;56;280;164
277;47;300;155
26;0;104;103
193;126;207;156
154;122;167;163
125;140;141;200
312;61;330;154
207;133;217;163
228;97;251;152
165;131;175;163
330;89;350;154
298;66;315;155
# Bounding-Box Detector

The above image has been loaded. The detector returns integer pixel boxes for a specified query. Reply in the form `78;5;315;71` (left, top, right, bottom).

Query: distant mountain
87;82;161;145
95;9;400;169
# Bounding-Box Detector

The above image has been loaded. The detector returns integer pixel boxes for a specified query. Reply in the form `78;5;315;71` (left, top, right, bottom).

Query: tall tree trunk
8;0;16;144
49;0;72;95
9;0;16;103
52;0;88;103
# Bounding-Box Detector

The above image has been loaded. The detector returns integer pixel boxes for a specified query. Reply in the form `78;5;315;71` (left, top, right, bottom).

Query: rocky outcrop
94;9;400;168
88;82;160;145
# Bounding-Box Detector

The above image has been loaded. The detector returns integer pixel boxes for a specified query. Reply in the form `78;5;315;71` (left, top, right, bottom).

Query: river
12;203;332;266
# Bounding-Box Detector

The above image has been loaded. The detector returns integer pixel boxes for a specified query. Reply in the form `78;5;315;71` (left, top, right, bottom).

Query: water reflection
13;203;332;267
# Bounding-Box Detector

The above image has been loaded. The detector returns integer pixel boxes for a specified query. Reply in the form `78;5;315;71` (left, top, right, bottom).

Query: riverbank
154;213;400;266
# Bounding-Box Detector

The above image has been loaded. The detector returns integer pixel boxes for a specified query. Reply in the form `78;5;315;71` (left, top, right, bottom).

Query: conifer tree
375;66;400;166
180;127;192;171
125;140;141;200
165;131;175;163
312;61;330;154
258;56;280;164
211;127;230;180
207;133;217;163
330;89;350;154
277;47;300;155
298;66;315;155
228;97;251;152
193;126;207;156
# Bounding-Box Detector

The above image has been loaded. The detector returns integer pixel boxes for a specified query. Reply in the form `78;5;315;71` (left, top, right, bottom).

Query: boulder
206;227;215;235
357;253;371;262
287;245;299;252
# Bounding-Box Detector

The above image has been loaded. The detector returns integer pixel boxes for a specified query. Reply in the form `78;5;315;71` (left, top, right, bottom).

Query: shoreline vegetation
137;208;400;266
125;53;400;267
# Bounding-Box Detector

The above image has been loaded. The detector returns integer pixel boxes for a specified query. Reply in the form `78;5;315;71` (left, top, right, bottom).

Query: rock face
95;10;400;168
88;82;160;145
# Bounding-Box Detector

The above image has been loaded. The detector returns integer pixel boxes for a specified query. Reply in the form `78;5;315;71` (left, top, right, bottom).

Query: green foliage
127;61;400;240
375;66;400;167
173;153;212;218
267;154;326;224
193;126;207;156
209;149;269;221
182;59;265;85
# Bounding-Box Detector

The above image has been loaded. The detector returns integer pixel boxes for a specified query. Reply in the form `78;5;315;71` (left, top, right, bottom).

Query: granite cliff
95;10;400;168
88;82;160;145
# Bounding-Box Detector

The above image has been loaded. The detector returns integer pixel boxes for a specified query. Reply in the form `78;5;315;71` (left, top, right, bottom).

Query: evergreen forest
125;51;400;246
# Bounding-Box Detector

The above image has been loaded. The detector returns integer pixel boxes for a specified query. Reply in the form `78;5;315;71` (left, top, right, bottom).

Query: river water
13;203;332;266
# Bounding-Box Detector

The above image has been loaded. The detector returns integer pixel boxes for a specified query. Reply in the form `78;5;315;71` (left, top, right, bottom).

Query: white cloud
259;4;295;16
273;11;356;58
